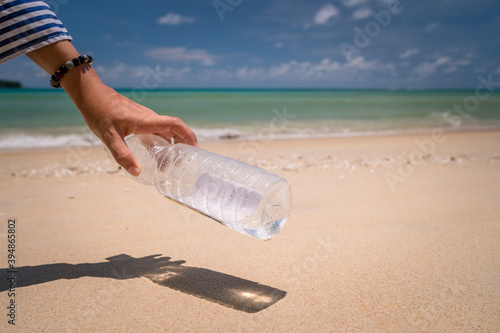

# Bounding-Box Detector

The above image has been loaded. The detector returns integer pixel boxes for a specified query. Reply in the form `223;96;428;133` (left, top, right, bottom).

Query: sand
0;131;499;332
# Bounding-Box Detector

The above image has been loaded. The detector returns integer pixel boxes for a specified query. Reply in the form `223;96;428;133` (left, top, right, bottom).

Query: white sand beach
1;131;499;332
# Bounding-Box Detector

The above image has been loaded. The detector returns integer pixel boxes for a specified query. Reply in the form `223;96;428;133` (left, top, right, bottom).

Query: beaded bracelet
50;55;93;88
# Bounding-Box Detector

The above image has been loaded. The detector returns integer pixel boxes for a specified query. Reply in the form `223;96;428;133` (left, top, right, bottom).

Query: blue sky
1;0;500;88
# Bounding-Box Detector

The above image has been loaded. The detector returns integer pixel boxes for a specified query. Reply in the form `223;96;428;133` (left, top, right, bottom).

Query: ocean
1;88;500;151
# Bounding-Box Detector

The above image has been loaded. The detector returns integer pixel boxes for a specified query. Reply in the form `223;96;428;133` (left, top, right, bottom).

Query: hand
76;85;198;176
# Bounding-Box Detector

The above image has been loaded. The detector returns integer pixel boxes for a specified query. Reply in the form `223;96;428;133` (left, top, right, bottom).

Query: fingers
135;115;199;147
103;130;141;176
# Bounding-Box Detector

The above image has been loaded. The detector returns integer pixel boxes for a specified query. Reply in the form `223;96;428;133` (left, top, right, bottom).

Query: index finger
135;115;198;147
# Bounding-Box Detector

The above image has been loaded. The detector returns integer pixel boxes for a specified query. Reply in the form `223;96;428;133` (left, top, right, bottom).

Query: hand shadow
1;254;286;313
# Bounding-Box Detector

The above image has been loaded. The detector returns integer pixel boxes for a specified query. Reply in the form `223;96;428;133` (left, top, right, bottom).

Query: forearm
25;40;79;74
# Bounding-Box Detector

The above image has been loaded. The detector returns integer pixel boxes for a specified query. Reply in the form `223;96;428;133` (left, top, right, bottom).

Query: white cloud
157;13;195;25
443;67;457;74
435;57;450;66
94;63;193;87
352;7;372;19
68;56;401;87
399;48;419;59
234;56;396;82
412;57;450;78
343;0;369;7
314;4;339;25
94;63;145;81
425;22;440;32
146;47;215;66
345;56;395;72
440;59;471;74
495;67;500;74
378;0;397;5
452;59;471;66
275;42;284;48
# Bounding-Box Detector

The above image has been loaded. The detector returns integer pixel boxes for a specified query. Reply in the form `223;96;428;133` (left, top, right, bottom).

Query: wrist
62;65;111;108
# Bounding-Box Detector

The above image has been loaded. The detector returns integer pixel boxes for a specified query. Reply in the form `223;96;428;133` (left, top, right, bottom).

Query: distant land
0;79;22;88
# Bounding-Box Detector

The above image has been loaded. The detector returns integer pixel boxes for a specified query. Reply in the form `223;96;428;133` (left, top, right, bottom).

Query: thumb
106;133;141;177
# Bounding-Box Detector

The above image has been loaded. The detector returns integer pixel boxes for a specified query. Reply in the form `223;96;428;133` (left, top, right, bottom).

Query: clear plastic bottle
125;134;292;240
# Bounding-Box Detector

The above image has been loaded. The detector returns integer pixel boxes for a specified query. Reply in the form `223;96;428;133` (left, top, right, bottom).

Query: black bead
73;57;80;66
59;65;68;74
50;78;60;88
78;55;86;64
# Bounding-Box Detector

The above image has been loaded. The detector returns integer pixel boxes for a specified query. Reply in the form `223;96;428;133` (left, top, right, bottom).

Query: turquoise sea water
1;88;500;151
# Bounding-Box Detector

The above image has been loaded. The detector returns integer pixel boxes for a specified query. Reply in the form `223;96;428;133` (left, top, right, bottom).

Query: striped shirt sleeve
0;0;72;65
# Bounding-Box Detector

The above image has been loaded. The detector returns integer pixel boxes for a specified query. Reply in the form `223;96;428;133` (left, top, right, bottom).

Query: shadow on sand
1;254;286;313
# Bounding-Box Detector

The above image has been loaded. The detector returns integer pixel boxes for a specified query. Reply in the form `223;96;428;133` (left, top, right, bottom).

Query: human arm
26;41;198;176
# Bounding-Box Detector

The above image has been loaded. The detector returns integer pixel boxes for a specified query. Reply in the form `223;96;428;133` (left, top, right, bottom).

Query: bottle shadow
1;254;286;313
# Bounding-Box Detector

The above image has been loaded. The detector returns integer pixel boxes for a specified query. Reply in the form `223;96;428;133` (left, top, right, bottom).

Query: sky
1;0;500;89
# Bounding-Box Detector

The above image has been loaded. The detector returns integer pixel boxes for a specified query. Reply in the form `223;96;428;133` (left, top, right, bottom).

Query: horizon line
0;87;491;92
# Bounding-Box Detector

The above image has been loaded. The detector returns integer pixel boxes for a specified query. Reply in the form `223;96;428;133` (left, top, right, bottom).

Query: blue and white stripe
0;0;72;64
